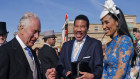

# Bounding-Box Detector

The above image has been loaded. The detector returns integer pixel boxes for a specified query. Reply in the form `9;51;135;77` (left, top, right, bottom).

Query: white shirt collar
16;35;27;49
74;35;87;47
44;43;51;47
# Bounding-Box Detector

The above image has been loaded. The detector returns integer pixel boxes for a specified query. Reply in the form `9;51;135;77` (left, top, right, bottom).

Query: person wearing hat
38;30;59;79
100;0;134;79
0;22;8;46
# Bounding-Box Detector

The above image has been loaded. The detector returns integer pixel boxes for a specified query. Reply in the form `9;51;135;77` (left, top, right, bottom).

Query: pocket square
83;56;90;59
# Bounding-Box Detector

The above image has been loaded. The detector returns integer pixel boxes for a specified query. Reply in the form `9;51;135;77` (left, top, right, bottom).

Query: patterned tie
24;47;38;79
73;42;82;59
24;47;33;60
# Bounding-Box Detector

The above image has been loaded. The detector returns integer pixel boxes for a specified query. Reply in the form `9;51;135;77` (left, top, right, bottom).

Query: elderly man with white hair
0;12;42;79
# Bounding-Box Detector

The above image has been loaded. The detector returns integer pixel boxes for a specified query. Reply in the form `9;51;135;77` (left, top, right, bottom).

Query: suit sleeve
50;49;59;67
38;47;58;79
38;49;49;79
0;46;9;79
92;41;103;79
57;43;67;77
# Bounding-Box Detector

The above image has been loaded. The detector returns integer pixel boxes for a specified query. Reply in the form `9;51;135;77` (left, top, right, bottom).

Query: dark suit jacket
58;35;103;79
0;38;42;79
38;44;59;79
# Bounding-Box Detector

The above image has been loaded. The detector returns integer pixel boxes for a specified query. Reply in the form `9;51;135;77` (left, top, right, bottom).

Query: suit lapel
78;36;91;61
68;40;75;64
12;38;32;72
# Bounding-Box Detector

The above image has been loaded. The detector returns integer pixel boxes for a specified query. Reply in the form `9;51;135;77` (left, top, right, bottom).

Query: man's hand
76;71;94;79
46;68;56;79
66;71;71;76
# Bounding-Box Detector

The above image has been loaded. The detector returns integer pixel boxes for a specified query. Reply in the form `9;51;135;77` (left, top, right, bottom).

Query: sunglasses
50;38;56;40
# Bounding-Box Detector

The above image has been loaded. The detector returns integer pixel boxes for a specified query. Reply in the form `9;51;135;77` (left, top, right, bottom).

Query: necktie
24;47;33;60
25;47;38;79
73;42;82;59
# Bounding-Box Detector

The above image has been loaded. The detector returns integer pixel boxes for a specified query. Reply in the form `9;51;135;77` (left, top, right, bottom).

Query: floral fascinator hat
100;0;120;20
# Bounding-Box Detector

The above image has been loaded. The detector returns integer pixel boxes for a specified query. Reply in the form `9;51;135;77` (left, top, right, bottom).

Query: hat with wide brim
43;30;56;39
0;22;9;34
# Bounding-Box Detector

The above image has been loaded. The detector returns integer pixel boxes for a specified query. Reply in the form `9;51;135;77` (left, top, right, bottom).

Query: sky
0;0;140;41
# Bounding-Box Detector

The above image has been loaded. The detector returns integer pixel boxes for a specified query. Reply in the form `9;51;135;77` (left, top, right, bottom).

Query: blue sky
0;0;140;41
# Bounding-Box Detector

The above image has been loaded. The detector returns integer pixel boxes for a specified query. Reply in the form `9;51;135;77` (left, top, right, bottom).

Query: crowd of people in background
0;0;140;79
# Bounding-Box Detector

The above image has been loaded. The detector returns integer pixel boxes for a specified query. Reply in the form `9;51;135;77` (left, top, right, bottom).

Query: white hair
18;12;39;30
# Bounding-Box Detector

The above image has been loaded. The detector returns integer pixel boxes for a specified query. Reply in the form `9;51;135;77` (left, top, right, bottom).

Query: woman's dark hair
108;7;133;41
74;14;89;30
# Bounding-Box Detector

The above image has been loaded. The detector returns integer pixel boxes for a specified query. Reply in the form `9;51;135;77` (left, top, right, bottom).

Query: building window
94;26;98;32
126;19;134;23
57;39;61;43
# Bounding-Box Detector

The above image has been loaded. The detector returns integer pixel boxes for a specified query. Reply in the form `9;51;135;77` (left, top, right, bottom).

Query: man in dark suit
0;22;8;46
46;15;103;79
38;30;59;79
0;12;42;79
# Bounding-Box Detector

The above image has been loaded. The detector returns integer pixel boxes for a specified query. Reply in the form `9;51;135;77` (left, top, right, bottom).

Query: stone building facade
32;14;140;51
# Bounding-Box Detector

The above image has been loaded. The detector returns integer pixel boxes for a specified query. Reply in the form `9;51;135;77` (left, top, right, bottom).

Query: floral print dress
102;35;134;79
